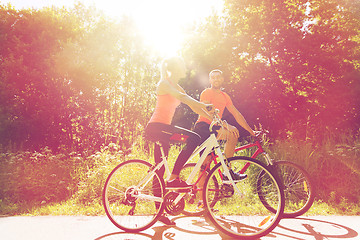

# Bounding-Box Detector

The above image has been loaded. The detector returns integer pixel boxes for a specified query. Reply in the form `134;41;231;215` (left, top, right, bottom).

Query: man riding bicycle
194;69;255;181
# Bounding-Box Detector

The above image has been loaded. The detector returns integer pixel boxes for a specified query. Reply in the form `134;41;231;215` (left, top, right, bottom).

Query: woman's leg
153;142;169;178
144;124;176;225
145;123;201;187
169;126;201;179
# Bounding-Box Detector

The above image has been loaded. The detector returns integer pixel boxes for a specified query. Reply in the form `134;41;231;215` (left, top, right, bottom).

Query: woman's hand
204;103;214;113
200;103;214;120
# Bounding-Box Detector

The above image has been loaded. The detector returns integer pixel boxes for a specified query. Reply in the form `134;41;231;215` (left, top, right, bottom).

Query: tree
0;3;160;152
182;0;360;139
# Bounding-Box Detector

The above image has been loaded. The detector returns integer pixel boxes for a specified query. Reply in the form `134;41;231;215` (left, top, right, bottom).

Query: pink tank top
149;94;181;125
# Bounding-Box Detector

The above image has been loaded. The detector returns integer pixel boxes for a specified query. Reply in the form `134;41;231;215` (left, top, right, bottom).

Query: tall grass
1;131;359;216
265;131;360;204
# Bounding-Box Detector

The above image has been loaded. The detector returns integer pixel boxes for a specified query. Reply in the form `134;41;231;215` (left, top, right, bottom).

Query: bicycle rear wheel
179;163;219;216
203;156;284;239
103;159;166;232
258;160;314;218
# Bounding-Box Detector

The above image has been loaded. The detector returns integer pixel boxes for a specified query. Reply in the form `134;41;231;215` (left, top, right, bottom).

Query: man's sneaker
222;169;247;184
196;200;205;211
166;178;192;190
196;200;219;213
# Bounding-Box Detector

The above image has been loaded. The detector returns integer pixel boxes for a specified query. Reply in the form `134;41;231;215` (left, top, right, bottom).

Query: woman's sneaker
222;169;247;184
166;178;192;190
158;214;176;226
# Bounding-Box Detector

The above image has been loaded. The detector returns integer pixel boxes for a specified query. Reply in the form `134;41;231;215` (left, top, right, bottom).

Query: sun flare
98;0;224;57
3;0;223;56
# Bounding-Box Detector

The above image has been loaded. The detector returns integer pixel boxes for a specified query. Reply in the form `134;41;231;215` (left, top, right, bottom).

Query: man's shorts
194;121;212;144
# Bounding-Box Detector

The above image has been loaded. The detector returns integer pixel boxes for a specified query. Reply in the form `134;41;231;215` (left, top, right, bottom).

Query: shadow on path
96;216;359;240
274;217;358;240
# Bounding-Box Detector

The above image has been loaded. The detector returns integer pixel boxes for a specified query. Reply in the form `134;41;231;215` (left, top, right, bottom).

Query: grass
0;199;104;216
1;132;360;217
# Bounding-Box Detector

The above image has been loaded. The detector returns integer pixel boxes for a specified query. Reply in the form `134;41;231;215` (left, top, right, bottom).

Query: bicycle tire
203;156;284;239
179;163;219;216
257;160;314;218
103;159;166;232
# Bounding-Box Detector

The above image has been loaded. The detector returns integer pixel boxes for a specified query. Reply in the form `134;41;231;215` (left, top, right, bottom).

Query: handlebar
252;129;269;143
209;109;222;132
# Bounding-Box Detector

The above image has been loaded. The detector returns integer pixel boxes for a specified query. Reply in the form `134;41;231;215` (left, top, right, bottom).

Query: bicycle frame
207;138;274;174
234;140;274;166
103;125;286;237
194;137;275;186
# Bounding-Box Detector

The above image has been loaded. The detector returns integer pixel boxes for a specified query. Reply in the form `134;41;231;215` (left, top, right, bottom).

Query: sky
1;0;224;56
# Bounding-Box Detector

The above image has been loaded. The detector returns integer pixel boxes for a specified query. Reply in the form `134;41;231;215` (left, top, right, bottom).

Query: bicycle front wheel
203;156;284;239
258;160;314;218
103;159;166;232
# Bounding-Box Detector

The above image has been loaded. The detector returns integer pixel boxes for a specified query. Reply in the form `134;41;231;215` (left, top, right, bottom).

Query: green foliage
72;143;126;204
0;147;83;203
0;4;158;153
182;0;360;139
1;136;359;215
0;142;127;212
72;139;182;205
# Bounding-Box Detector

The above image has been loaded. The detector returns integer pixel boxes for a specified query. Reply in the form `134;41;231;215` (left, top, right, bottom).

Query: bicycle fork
215;147;245;198
262;152;275;166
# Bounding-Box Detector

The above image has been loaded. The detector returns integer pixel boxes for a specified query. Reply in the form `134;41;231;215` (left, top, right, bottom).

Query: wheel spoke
103;160;165;232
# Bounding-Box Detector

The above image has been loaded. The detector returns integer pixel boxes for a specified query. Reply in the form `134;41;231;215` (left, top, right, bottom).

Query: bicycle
103;111;285;239
180;128;314;218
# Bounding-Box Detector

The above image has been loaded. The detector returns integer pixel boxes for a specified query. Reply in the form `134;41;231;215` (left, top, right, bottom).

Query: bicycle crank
164;191;185;216
221;184;234;198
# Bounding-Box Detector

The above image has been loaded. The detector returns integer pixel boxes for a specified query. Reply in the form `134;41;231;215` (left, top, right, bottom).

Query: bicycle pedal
166;187;191;193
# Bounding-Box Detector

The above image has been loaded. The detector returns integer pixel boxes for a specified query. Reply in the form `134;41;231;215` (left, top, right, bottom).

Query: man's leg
198;128;235;205
216;127;247;183
216;127;237;158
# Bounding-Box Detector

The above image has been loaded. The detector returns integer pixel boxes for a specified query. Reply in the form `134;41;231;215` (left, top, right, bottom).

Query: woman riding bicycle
144;56;212;225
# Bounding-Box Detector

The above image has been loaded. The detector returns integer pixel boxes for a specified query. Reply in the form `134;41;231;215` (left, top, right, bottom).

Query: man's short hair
209;69;223;77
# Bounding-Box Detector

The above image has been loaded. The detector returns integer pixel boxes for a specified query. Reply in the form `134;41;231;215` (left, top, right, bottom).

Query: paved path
0;215;359;240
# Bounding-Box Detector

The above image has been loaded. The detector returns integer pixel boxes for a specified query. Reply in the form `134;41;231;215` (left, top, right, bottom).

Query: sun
96;0;224;57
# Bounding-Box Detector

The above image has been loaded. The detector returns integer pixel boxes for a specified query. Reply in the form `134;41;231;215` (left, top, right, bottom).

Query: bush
315;142;360;203
0;147;82;203
0;142;138;206
268;131;360;203
72;143;126;204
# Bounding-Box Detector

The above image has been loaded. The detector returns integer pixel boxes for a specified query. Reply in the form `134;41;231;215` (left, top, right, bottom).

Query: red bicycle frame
209;139;266;176
189;139;268;187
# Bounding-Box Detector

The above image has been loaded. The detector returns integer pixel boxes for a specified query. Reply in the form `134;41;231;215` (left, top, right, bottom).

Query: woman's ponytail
161;59;169;80
160;56;184;80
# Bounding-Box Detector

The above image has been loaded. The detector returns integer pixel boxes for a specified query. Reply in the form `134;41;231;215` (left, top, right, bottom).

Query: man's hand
249;129;256;136
227;124;240;138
